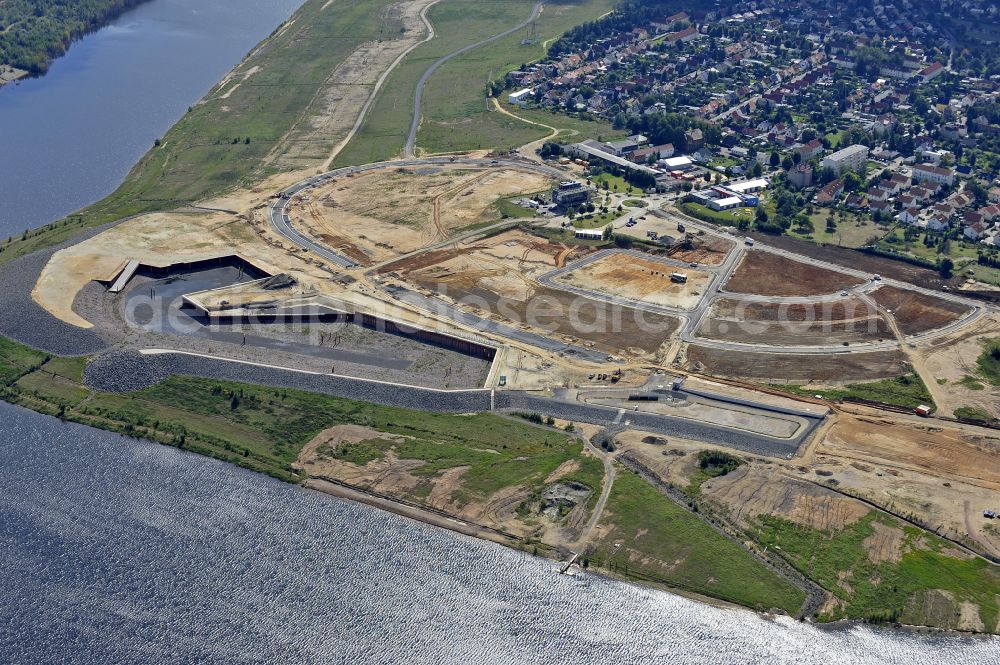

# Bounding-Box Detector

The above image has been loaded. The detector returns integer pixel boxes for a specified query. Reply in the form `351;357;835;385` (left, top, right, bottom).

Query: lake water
0;0;303;237
2;401;999;663
2;0;1000;660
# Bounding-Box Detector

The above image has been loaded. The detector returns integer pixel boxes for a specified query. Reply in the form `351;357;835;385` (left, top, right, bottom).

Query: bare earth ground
871;285;972;337
723;250;865;296
683;345;909;384
811;409;1000;557
386;228;679;357
33;209;295;328
556;251;712;310
293;166;554;263
666;235;734;267
697;298;891;346
294;423;595;546
918;313;1000;419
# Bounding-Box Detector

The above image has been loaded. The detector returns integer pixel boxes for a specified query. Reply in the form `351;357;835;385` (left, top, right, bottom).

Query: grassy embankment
0;332;809;614
588;470;807;614
332;0;534;166
777;371;935;411
757;511;1000;629
0;335;596;494
0;0;399;265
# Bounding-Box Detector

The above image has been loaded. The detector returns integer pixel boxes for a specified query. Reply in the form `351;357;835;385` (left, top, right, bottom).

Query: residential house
867;186;890;202
897;207;919;224
816;179;844;205
685;128;705;150
964;220;987;240
789;162;814;189
792;138;823;161
845;193;868;209
912;163;955;186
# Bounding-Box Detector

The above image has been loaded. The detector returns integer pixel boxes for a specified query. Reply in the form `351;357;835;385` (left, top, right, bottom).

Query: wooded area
0;0;150;74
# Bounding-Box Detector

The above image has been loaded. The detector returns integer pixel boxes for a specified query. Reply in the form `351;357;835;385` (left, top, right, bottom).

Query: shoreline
1;374;997;641
0;0;156;82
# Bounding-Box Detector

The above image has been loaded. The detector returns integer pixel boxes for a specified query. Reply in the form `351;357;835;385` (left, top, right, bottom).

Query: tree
769;151;781;167
938;257;954;278
842;171;862;192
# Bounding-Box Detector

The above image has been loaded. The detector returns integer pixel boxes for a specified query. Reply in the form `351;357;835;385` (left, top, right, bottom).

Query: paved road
404;1;544;157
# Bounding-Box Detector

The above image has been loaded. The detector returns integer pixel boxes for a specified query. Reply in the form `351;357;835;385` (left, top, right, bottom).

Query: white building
660;155;694;171
708;196;743;211
820;144;869;176
574;228;605;240
725;178;769;194
912;163;955;187
508;88;533;107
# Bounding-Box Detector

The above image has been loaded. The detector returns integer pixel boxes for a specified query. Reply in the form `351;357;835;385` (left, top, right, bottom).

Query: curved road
404;1;544;157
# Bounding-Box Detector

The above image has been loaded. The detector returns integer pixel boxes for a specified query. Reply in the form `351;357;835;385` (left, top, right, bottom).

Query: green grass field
757;511;1000;628
333;0;537;166
976;338;1000;387
416;0;617;154
589;470;806;613
0;336;49;385
678;201;755;227
496;98;622;142
325;413;593;505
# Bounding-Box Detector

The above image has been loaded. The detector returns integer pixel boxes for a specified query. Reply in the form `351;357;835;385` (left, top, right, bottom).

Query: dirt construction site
554;251;712;311
9;0;1000;631
290;164;555;265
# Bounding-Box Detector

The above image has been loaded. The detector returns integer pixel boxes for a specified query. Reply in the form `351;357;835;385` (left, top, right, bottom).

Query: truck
915;404;932;417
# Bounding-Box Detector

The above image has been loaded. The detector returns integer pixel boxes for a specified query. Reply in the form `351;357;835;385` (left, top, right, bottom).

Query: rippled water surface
0;0;303;236
2;402;999;663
